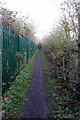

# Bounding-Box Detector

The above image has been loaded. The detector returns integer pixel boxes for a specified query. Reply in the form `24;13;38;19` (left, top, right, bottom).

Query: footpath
21;51;48;118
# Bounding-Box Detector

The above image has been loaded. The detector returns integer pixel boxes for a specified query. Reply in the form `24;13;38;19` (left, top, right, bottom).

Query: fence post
27;38;28;62
0;15;2;118
18;35;20;73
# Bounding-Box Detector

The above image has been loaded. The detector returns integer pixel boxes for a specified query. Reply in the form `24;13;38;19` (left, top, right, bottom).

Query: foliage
43;0;79;96
41;51;80;118
0;3;36;41
2;51;37;119
44;0;79;57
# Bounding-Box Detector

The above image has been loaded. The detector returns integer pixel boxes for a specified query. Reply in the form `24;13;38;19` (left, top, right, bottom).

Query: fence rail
2;22;37;93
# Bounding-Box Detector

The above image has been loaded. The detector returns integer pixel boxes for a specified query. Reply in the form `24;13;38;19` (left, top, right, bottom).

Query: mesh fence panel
2;22;37;92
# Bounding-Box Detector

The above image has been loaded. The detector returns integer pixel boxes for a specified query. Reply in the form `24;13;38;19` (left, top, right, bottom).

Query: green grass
2;51;37;119
40;51;75;119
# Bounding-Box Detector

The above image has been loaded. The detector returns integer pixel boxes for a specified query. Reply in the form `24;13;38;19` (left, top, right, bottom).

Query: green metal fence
2;22;37;93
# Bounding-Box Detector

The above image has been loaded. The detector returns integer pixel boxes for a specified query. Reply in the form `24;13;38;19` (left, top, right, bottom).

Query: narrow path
21;51;48;118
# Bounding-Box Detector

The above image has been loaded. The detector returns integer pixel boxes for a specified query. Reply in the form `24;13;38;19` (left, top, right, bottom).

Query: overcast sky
4;0;64;39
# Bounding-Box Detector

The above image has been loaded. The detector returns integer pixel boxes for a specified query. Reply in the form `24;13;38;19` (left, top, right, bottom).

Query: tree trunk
78;11;80;82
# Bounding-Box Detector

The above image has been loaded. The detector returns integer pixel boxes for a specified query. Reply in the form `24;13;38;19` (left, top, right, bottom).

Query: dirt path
21;51;48;118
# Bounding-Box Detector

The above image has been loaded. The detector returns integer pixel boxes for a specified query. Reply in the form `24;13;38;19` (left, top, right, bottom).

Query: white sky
3;0;64;39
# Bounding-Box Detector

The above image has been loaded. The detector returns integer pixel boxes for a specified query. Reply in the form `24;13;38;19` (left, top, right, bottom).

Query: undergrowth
2;51;37;119
40;51;78;119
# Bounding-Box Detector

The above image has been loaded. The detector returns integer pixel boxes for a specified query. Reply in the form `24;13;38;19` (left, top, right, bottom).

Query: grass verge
40;51;76;119
2;51;37;119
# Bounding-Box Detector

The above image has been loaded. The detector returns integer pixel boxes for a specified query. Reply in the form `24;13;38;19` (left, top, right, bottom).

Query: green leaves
2;52;37;118
41;51;76;119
